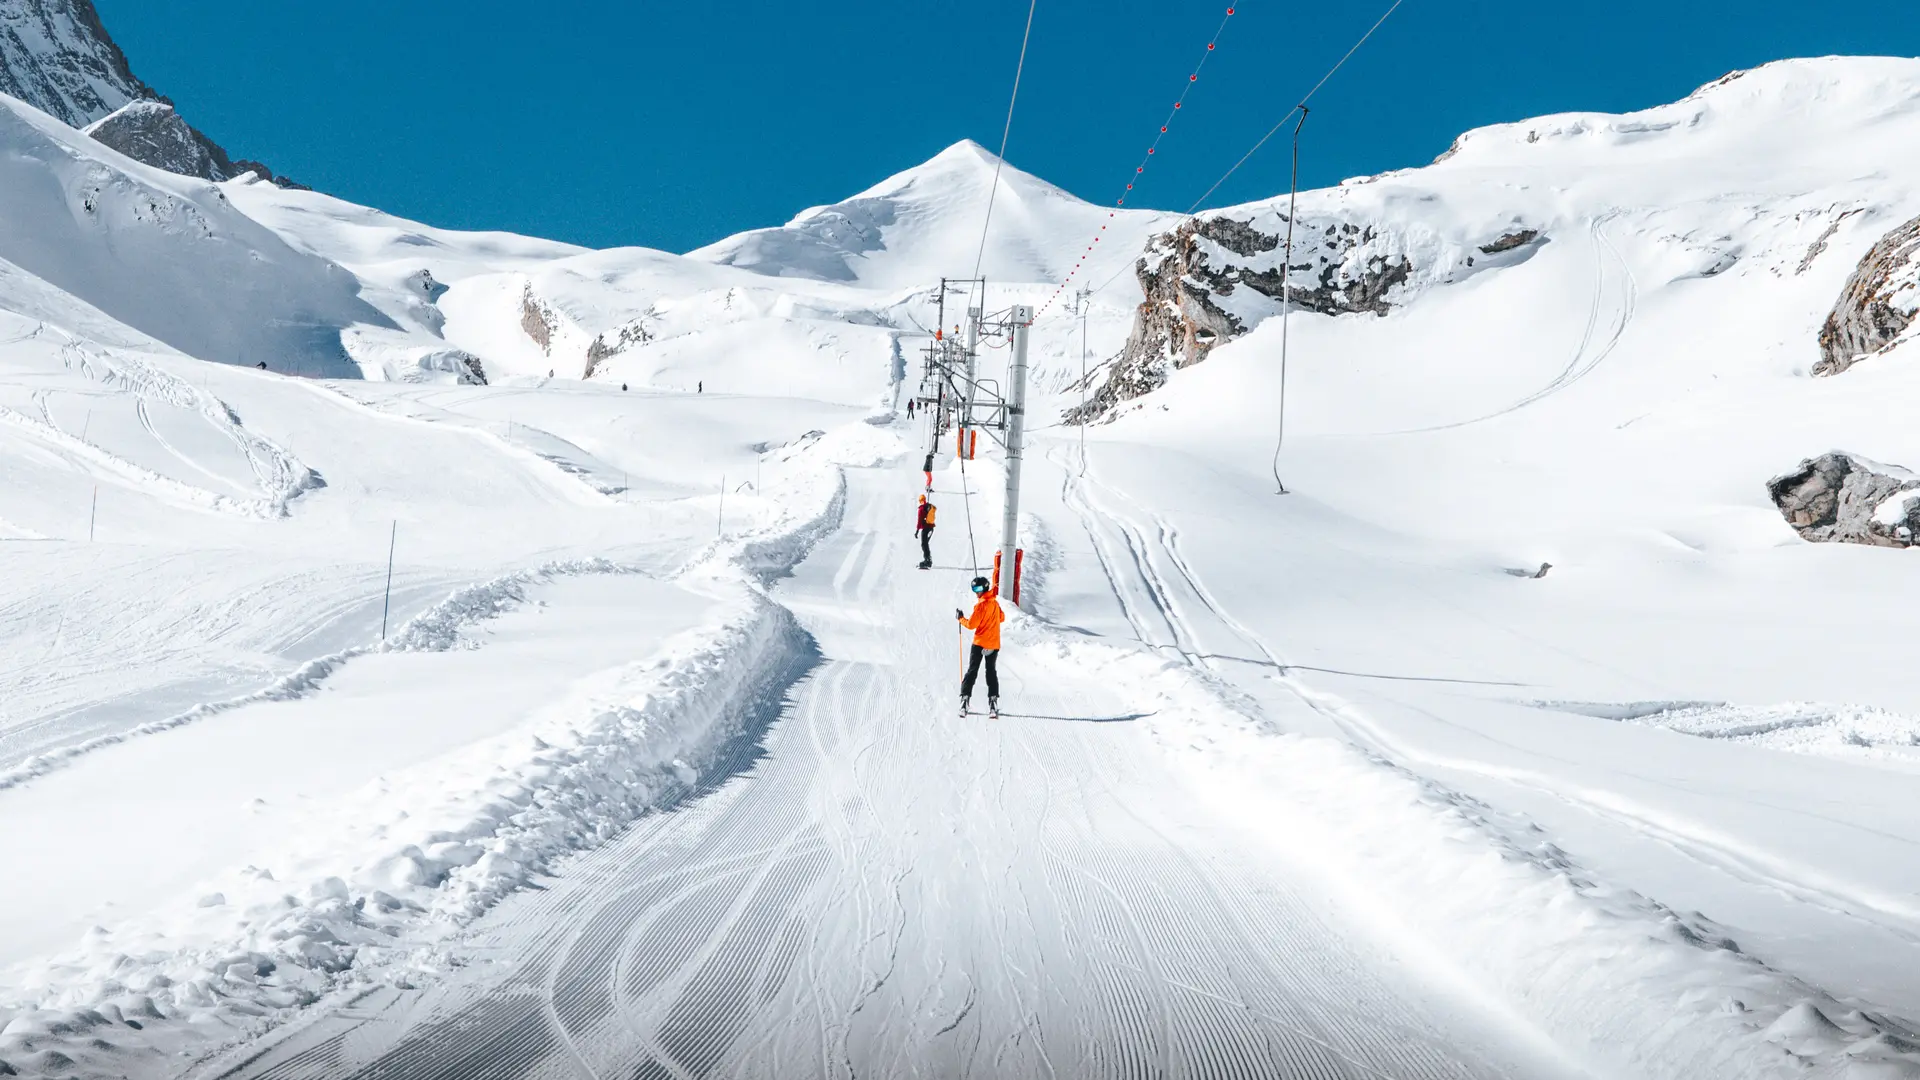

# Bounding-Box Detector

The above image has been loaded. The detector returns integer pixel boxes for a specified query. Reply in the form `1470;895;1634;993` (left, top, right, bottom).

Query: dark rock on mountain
1068;212;1540;424
1815;215;1920;376
83;100;301;185
1;0;297;186
1768;451;1920;547
0;0;146;128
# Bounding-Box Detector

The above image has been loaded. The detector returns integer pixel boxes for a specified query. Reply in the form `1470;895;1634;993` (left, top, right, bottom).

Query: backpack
924;505;937;526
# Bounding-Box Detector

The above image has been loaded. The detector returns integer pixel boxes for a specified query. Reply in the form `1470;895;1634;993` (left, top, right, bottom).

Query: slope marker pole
381;520;397;641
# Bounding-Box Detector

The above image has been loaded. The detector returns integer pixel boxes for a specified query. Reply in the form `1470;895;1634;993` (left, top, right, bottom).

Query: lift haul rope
1086;0;1409;301
973;0;1041;282
1186;0;1406;215
1037;6;1238;318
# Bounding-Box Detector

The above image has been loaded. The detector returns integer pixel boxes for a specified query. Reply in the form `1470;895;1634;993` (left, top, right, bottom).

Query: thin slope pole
1272;107;1308;496
381;520;397;640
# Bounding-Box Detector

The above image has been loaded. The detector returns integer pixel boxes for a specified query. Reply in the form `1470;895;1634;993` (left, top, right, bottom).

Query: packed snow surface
3;55;1920;1080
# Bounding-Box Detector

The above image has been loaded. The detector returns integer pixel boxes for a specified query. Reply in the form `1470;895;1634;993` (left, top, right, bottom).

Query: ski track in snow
1045;450;1920;1077
0;559;638;794
201;465;1533;1080
22;335;322;517
1364;215;1639;437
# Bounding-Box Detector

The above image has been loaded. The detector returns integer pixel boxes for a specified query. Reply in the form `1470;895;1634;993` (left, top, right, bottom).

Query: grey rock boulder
1814;215;1920;376
1767;451;1920;547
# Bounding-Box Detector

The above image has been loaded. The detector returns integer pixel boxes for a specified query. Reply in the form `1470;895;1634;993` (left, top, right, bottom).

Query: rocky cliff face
1068;210;1544;423
1768;451;1920;547
85;100;259;182
0;0;145;127
1814;215;1920;376
0;0;294;186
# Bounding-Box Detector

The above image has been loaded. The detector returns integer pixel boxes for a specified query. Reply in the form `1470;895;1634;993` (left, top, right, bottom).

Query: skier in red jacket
914;495;936;570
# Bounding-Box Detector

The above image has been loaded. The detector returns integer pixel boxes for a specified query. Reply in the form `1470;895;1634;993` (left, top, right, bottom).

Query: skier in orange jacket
955;576;1003;717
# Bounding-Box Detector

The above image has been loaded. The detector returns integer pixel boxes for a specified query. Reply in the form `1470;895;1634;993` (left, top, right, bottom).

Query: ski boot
960;696;970;717
988;697;999;720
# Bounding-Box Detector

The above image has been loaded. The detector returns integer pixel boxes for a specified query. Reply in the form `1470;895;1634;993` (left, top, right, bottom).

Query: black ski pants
918;525;933;566
962;644;999;699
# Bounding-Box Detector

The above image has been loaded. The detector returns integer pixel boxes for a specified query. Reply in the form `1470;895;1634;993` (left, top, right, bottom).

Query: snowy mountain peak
849;138;1080;207
0;0;147;128
688;138;1148;292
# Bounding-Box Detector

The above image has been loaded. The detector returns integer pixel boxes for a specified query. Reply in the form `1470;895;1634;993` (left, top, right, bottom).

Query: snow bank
1006;615;1920;1079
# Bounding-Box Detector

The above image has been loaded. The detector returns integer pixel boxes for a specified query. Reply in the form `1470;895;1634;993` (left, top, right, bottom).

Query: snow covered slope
1081;57;1920;424
7;49;1920;1080
1018;54;1920;1068
0;94;384;375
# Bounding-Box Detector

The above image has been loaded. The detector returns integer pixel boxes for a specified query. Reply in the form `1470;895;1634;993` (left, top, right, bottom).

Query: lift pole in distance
964;305;981;419
1000;305;1032;608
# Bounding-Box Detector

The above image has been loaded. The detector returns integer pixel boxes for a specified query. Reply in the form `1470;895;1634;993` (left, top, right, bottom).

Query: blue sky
96;1;1918;254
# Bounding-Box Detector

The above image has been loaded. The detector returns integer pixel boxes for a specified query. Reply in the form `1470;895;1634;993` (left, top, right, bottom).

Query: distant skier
956;576;1004;718
622;383;628;391
698;380;704;394
923;451;935;492
906;399;916;419
914;495;936;569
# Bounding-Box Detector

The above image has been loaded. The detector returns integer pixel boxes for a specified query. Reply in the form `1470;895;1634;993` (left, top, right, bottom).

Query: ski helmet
970;576;990;593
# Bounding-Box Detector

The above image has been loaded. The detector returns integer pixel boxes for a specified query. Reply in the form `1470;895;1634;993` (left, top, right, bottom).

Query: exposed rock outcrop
1768;451;1920;547
1069;211;1543;423
1814;215;1920;376
521;286;557;353
3;0;297;186
0;0;147;128
83;100;297;185
583;320;651;380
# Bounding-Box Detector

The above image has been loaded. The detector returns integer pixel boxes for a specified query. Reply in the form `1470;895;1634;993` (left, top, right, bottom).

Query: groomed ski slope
204;453;1580;1080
